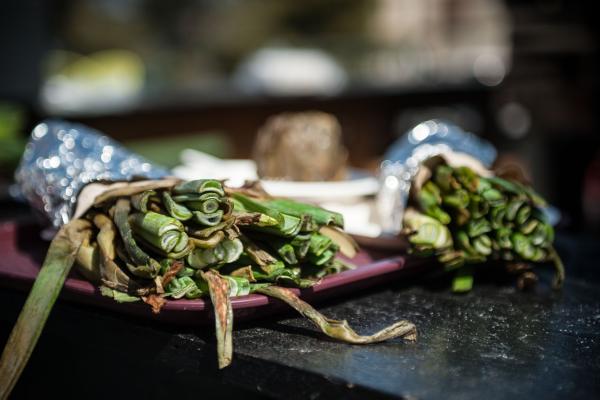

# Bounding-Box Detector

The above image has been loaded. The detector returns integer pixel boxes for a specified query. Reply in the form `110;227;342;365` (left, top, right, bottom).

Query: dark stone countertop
1;233;599;400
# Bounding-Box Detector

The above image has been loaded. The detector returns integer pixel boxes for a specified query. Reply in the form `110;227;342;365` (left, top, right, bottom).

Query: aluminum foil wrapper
14;120;170;228
376;119;497;234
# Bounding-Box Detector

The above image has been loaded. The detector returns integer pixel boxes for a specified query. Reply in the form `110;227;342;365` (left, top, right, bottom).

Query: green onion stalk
404;162;565;293
0;179;416;398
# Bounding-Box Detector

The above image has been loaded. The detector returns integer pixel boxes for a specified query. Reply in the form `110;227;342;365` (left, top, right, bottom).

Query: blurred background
0;0;598;231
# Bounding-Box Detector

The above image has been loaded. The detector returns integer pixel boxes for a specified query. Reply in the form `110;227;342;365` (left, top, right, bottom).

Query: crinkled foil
14;120;170;228
376;119;497;234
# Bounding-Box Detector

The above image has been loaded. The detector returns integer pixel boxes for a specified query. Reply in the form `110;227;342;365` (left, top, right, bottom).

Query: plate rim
0;220;412;323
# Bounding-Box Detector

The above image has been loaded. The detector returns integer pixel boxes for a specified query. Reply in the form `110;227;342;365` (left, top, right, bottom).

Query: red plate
0;221;418;325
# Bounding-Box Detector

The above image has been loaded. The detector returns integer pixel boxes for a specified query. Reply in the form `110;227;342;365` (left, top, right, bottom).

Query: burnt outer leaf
74;228;100;282
92;214;153;296
93;214;131;292
161;260;184;287
234;212;276;226
229;266;256;282
113;199;161;278
239;234;278;271
188;231;225;249
201;269;234;369
257;286;417;343
141;294;167;314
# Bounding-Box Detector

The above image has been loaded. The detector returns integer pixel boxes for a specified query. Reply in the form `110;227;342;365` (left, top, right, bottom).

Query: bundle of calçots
403;160;564;293
0;179;416;399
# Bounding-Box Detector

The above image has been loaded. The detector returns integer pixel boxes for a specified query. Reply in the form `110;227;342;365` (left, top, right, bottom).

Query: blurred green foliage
124;132;231;169
0;103;26;175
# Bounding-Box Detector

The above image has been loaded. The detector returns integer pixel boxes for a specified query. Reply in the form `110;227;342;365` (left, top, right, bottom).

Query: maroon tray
0;221;418;325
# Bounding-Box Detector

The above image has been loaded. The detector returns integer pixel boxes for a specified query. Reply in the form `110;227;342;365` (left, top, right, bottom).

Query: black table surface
2;232;599;400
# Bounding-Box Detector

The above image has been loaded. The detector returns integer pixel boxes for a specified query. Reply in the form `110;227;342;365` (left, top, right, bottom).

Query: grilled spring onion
261;198;344;228
0;178;417;398
129;211;190;257
404;163;564;292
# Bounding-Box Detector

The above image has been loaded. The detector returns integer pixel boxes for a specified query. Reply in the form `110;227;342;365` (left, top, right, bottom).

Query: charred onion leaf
114;199;161;278
93;213;149;294
201;270;234;369
257;286;417;343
